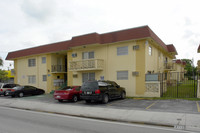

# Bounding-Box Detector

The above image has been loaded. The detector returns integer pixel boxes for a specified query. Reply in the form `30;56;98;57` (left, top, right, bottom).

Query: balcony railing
69;59;104;71
51;65;67;73
164;62;175;70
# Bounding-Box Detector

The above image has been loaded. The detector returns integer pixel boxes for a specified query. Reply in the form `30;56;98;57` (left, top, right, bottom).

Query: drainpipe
37;56;39;87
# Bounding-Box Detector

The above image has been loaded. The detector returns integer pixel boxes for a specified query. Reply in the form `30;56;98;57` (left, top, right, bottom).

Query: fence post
177;72;179;98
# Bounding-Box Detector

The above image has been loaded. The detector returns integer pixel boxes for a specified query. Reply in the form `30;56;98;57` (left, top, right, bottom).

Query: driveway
1;94;200;114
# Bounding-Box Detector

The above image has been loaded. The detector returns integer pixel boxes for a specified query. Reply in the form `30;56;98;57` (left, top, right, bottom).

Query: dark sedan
5;85;45;98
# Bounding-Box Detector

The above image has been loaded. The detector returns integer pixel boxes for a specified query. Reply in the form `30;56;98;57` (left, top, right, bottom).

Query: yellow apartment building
6;25;183;97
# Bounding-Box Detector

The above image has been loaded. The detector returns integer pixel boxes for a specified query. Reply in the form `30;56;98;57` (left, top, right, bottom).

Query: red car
54;86;81;102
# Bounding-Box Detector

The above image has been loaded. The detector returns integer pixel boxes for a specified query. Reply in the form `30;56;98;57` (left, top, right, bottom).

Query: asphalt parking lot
1;94;200;114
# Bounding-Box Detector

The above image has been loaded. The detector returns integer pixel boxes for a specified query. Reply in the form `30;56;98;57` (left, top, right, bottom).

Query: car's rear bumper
54;94;73;100
80;94;103;101
4;91;15;96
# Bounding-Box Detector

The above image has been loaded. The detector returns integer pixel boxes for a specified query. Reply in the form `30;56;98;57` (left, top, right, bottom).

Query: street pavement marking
106;99;127;106
196;101;200;112
145;101;158;110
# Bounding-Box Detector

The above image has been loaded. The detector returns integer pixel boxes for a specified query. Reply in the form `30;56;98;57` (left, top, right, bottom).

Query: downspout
37;56;39;87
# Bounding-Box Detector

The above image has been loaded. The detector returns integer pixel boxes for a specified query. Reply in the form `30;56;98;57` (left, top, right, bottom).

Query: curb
0;98;200;132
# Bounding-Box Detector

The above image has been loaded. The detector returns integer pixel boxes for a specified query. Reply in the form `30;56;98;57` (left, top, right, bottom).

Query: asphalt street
0;106;198;133
6;94;199;114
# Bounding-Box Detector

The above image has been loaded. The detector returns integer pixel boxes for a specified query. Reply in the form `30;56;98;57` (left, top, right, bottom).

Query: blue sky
0;0;200;69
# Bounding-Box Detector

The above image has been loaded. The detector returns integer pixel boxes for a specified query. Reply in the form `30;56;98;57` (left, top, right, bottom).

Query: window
149;46;152;55
82;51;94;59
43;75;47;82
28;59;36;67
42;57;46;64
117;71;128;80
82;72;95;83
28;75;36;84
117;46;128;56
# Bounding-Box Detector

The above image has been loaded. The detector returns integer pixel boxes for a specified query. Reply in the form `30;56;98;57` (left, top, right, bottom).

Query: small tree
0;57;9;82
0;57;2;66
182;59;197;79
0;70;9;82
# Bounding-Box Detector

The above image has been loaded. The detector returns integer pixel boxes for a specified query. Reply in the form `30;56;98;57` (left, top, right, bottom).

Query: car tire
102;94;109;104
58;99;63;102
121;91;126;99
85;100;91;103
72;95;78;102
18;92;24;98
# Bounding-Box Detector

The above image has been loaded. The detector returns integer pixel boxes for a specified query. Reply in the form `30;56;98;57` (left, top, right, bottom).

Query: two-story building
6;25;181;97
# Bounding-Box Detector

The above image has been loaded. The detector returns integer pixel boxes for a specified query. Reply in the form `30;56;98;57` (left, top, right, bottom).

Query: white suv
0;83;20;96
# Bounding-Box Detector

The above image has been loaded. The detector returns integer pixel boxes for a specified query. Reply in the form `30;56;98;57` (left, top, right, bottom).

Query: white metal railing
69;59;104;71
164;62;175;70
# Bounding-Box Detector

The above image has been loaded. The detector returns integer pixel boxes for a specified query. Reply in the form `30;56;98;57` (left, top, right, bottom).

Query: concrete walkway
0;97;199;132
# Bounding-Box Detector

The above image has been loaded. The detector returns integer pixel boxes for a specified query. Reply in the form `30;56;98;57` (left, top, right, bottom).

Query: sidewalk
0;97;199;132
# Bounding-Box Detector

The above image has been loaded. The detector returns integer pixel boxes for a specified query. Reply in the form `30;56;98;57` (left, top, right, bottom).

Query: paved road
11;94;200;114
0;106;197;133
1;95;200;114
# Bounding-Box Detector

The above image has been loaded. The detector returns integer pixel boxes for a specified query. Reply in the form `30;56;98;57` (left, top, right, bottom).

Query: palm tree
0;57;3;66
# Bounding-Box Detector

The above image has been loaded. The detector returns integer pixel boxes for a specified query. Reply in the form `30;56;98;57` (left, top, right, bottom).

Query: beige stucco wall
15;55;47;92
145;41;174;74
198;80;200;98
70;40;137;97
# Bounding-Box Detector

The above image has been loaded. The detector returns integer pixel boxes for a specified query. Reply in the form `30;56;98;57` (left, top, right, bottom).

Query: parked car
5;85;45;97
80;80;126;104
54;86;81;102
0;83;20;96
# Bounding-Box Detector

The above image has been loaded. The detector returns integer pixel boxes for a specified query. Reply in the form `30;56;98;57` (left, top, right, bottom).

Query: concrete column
197;80;200;98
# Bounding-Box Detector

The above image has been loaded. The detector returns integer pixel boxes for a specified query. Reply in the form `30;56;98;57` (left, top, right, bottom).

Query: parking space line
145;101;158;110
106;99;127;106
196;101;200;112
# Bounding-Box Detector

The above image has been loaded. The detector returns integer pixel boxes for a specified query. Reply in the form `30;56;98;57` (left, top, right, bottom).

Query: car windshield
13;86;23;90
81;81;99;91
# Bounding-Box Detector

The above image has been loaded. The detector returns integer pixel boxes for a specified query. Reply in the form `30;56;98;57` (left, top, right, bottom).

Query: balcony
69;59;104;71
51;65;67;73
164;62;175;71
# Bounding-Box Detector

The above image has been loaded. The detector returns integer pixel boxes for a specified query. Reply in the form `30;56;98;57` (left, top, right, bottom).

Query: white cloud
0;0;200;69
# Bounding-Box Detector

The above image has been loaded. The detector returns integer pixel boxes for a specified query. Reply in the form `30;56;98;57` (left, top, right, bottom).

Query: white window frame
28;59;36;67
117;71;128;80
149;46;152;56
42;75;47;82
82;51;94;59
42;57;46;64
82;72;95;83
117;46;128;56
28;75;36;84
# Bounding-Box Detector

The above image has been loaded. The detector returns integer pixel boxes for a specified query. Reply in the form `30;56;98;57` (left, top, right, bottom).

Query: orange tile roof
167;44;178;55
6;25;177;60
175;59;186;65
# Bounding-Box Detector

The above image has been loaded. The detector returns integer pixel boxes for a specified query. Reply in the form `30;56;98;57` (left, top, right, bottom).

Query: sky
0;0;200;70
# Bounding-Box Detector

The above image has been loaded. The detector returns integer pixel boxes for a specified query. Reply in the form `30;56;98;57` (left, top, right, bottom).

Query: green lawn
162;80;197;98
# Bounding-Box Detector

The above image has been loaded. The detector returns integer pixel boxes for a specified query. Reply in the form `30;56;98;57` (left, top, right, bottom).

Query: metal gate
160;72;198;98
